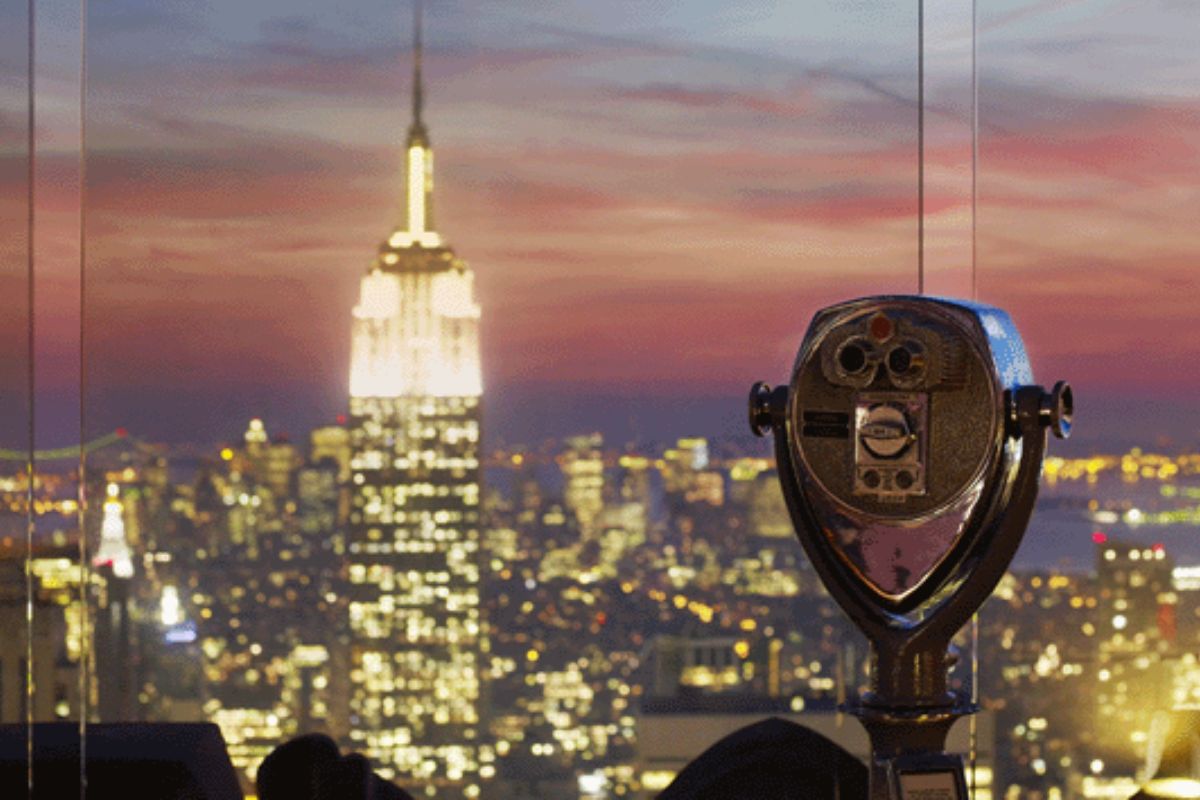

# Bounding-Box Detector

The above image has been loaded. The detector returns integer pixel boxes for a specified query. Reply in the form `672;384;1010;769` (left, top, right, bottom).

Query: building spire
402;0;435;239
409;0;426;142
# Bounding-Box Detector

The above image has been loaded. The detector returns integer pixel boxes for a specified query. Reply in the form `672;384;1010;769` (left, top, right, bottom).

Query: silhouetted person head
256;734;413;800
659;717;868;800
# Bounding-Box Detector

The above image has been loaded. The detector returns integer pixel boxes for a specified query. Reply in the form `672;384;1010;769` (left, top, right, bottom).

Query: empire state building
346;2;485;795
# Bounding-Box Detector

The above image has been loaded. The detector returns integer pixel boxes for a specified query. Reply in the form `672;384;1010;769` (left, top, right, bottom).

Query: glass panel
84;1;371;793
26;0;89;794
981;2;1200;797
0;0;35;793
75;3;924;797
67;2;1200;799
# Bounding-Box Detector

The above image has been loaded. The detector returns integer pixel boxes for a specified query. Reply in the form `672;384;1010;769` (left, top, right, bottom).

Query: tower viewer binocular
750;295;1071;799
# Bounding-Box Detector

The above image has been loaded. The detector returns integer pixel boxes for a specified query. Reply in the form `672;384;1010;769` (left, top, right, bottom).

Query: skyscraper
346;2;486;795
93;483;137;722
562;433;604;537
1091;536;1177;772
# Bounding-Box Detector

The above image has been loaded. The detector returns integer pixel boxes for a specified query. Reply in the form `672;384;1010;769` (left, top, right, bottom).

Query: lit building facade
0;554;82;724
345;4;486;794
1087;536;1178;782
562;434;604;538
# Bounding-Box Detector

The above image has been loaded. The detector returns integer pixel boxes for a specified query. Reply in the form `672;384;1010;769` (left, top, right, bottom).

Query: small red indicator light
1091;531;1107;544
869;314;894;342
115;427;128;438
336;414;347;425
1153;542;1165;552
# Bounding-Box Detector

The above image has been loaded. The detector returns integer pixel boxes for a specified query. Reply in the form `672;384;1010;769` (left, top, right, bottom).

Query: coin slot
859;404;914;460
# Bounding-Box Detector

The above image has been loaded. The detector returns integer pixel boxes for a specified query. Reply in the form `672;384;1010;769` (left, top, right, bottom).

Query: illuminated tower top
93;483;134;579
349;0;481;400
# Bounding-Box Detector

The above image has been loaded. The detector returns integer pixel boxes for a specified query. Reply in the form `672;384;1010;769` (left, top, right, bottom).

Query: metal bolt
1040;380;1073;440
748;382;775;437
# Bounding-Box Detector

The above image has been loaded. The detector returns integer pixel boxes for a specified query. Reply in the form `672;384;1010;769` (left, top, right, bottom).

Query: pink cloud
4;15;1197;430
610;83;810;118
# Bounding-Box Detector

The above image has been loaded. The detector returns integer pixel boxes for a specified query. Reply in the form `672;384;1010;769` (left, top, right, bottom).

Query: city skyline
3;0;1198;452
7;409;1200;795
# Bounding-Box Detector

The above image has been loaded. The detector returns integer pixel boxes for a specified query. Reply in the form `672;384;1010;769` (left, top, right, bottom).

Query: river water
1013;471;1200;573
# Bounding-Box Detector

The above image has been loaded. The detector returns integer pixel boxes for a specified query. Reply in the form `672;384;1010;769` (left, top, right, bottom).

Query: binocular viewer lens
837;340;869;374
833;336;927;389
887;344;913;374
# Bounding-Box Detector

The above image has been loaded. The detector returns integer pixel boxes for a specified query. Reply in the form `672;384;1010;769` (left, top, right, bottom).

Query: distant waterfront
1016;470;1200;572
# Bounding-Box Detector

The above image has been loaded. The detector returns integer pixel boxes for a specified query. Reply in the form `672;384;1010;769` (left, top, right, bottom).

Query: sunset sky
3;0;1199;451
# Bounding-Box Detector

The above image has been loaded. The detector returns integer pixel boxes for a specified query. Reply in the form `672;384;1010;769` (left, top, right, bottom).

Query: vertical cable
78;0;90;795
969;613;979;798
24;0;38;796
969;1;981;797
25;0;37;795
971;0;979;302
835;644;845;727
917;0;925;295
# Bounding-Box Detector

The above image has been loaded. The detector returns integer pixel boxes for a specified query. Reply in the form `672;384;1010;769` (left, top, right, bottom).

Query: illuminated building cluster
972;526;1200;799
7;425;1200;798
1044;450;1200;486
476;436;884;795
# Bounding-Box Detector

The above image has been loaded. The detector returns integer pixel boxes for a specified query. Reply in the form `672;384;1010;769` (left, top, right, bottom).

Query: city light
93;482;134;578
1142;779;1200;799
161;585;182;627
